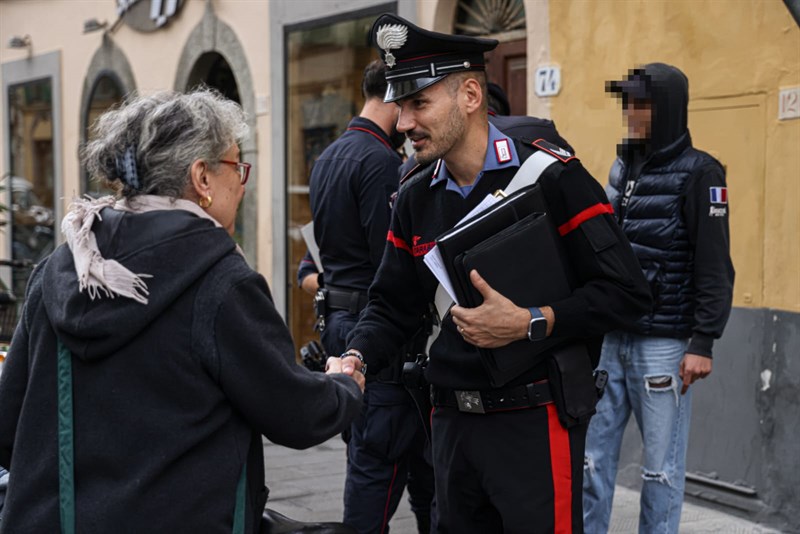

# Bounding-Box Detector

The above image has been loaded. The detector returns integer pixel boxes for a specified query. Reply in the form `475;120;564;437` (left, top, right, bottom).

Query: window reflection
7;78;55;298
285;14;379;351
84;74;125;197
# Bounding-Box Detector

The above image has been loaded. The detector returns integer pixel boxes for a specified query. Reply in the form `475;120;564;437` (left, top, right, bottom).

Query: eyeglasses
218;159;252;185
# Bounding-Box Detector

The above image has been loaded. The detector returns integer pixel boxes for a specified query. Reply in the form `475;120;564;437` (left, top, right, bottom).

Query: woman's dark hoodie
0;208;362;532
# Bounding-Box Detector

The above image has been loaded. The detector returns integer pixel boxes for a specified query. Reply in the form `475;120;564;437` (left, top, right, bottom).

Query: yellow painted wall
547;0;800;312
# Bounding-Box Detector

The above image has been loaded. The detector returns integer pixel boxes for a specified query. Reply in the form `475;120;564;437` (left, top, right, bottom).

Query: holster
547;343;599;428
312;289;327;332
402;356;432;443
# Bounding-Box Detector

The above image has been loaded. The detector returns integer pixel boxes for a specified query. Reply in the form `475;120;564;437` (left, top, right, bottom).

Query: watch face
529;318;547;341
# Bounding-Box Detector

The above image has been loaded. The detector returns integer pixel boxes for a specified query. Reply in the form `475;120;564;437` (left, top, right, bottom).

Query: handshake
300;341;366;392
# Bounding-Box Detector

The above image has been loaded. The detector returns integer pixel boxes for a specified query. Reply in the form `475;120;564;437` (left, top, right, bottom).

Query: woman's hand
325;356;366;392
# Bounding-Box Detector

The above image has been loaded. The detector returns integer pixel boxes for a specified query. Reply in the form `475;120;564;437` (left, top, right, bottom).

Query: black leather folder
456;211;572;386
436;184;547;304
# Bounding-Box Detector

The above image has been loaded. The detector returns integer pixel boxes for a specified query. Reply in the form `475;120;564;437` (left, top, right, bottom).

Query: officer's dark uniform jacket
606;63;734;357
347;127;651;390
309;116;401;295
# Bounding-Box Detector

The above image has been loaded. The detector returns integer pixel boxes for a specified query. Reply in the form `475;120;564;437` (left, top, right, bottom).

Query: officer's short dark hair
443;71;489;112
362;60;388;100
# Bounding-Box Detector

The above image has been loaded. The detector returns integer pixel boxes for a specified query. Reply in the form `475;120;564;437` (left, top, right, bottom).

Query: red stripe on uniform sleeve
546;403;573;534
557;203;614;236
387;230;412;254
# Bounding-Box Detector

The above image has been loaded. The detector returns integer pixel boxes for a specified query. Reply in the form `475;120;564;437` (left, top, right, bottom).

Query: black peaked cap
370;13;498;102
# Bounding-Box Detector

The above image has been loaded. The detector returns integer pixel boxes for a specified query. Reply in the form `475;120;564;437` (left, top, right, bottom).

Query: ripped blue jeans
583;331;690;534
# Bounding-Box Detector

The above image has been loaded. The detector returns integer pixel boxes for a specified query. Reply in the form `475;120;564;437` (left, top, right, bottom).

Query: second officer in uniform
307;60;434;534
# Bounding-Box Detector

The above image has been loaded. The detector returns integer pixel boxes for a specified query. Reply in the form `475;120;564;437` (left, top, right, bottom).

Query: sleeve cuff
688;333;714;358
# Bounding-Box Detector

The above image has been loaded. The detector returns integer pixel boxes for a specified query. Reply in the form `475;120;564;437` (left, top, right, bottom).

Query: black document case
435;186;573;386
436;185;546;305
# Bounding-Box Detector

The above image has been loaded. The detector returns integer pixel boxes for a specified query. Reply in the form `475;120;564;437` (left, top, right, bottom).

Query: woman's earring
198;194;213;209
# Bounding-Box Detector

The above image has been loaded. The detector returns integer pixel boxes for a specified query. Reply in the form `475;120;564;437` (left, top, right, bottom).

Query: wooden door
485;39;527;115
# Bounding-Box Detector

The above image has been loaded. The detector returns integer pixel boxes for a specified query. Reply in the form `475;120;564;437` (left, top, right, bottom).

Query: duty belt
431;380;552;414
325;287;369;314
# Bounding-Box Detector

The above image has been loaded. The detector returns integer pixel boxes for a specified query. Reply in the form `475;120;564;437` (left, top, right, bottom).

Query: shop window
6;78;55;297
285;12;381;351
83;74;125;197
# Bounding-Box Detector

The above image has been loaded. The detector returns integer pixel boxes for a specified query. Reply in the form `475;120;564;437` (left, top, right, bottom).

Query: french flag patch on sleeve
709;187;727;204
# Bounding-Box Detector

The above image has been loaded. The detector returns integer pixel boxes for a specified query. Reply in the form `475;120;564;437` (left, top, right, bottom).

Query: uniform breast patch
532;138;576;163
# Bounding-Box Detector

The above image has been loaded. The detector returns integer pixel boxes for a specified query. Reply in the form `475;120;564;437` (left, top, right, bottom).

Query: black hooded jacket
607;63;734;355
0;207;362;532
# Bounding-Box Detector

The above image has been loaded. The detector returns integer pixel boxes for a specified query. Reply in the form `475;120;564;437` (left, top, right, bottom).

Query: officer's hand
300;273;320;295
450;269;530;348
679;353;712;395
326;356;366;393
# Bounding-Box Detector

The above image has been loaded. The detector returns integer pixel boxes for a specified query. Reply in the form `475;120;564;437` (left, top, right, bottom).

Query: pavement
263;437;784;533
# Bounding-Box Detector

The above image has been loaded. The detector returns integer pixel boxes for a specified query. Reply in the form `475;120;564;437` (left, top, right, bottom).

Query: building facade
1;0;798;530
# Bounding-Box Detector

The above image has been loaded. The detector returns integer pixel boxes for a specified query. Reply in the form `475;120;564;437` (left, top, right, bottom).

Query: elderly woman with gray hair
0;89;364;533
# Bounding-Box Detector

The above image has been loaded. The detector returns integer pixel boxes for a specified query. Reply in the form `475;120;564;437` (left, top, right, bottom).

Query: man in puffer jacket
583;63;734;534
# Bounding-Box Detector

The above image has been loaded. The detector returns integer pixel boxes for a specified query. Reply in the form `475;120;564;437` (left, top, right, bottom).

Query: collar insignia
376;24;408;68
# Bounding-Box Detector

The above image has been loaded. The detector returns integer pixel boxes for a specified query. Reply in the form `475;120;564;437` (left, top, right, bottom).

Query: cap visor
384;75;446;103
607;79;650;100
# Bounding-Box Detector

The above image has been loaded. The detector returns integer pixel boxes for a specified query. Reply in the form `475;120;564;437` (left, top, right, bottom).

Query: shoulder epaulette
531;138;577;163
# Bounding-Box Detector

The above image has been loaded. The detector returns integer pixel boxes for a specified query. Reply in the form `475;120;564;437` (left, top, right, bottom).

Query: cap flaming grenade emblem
376;24;408;68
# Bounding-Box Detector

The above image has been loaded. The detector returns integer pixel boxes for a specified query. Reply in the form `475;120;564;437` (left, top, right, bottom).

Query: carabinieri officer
340;14;652;533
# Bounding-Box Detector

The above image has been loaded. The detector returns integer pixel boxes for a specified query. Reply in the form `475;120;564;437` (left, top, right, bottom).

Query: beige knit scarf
62;195;233;305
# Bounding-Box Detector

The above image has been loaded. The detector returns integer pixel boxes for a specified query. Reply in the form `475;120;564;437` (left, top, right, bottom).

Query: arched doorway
80;37;137;198
185;52;246;244
174;6;257;268
186;52;241;104
83;73;125;197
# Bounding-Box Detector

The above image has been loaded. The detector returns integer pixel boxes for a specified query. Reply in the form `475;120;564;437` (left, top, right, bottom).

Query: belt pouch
547;343;599;428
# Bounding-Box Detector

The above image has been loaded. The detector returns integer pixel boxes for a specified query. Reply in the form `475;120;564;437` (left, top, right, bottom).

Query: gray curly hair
82;88;249;199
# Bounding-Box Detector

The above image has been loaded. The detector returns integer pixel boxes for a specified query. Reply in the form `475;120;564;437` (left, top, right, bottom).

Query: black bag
547;343;599;428
261;509;356;534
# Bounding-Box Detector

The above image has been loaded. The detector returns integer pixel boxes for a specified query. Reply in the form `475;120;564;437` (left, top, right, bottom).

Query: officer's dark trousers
323;311;435;534
431;403;587;534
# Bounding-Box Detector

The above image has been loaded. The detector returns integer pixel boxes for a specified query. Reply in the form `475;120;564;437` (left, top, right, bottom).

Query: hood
644;63;689;151
611;62;689;155
43;208;236;360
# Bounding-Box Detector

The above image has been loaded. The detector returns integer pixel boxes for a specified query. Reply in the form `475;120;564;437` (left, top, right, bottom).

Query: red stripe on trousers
386;230;412;254
557;203;614;236
380;462;400;534
546;403;572;534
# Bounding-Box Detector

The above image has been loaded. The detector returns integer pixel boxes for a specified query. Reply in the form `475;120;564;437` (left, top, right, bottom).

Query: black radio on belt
300;340;328;372
402;354;429;390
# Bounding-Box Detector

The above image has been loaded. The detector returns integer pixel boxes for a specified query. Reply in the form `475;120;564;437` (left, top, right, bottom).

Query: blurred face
205;144;245;235
395;80;466;166
623;98;653;140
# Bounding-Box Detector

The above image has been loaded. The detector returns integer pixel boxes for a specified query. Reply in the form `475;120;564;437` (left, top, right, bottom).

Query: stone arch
174;2;258;264
79;36;137;192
